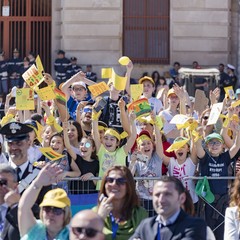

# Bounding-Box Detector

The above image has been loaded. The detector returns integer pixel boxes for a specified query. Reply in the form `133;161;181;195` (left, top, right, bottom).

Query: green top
93;206;148;240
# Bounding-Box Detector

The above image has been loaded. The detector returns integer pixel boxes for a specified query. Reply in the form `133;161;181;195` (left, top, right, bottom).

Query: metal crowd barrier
61;175;235;235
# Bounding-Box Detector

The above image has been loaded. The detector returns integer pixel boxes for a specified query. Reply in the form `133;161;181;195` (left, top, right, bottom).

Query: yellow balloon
118;56;130;65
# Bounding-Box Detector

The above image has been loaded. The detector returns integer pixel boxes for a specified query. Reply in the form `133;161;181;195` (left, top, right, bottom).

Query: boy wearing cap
138;76;163;115
196;131;240;240
62;71;96;120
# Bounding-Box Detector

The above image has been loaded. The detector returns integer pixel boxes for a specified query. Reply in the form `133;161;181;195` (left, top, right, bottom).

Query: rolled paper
118;56;131;66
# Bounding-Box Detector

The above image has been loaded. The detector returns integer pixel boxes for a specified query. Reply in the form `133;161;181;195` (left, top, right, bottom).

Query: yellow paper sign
88;81;109;97
118;56;131;65
111;69;127;91
35;85;56;100
39;147;64;161
166;139;189;152
207;102;223;126
36;55;44;78
22;64;44;89
16;88;35;110
224;86;235;99
231;100;240;108
130;84;143;101
101;68;112;79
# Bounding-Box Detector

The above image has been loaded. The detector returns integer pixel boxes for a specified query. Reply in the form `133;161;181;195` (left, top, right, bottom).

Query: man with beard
0;122;51;240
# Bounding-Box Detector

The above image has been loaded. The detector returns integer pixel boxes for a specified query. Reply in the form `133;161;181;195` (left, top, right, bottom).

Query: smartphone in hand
94;98;107;112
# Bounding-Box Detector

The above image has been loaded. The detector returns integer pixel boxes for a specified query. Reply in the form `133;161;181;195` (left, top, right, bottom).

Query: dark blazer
129;209;207;240
2;163;51;240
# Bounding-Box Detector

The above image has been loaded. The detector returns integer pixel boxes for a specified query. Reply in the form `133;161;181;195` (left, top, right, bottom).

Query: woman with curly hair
224;174;240;239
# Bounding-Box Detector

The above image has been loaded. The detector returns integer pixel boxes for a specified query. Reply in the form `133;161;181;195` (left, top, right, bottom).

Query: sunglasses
105;177;127;186
207;141;222;147
83;108;92;113
42;206;65;215
202;116;209;120
72;227;102;238
0;179;7;186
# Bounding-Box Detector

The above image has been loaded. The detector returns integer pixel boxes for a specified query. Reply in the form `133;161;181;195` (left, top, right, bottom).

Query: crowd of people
0;53;240;240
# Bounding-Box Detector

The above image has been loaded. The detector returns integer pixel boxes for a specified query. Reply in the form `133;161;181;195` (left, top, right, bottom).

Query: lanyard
110;213;119;240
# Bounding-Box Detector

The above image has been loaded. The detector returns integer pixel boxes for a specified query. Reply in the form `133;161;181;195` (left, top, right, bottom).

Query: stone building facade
52;0;240;80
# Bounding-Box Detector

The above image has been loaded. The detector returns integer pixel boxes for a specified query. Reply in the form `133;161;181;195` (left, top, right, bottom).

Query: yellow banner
88;81;109;97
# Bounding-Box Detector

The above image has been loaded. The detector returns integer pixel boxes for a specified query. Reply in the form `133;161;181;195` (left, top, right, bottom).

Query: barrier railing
62;175;234;235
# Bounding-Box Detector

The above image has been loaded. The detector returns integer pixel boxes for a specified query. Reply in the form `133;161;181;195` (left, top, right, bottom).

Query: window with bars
123;0;170;64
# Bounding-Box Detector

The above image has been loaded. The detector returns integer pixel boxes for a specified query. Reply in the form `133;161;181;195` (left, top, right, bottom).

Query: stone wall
51;0;238;80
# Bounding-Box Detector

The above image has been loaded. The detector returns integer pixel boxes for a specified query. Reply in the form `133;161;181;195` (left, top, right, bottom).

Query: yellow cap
139;76;155;86
39;188;71;208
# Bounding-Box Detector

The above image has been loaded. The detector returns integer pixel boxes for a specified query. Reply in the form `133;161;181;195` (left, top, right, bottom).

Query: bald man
70;210;105;240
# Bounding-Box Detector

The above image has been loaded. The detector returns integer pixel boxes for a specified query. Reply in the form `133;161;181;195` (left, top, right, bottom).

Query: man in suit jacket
130;176;207;240
0;122;51;240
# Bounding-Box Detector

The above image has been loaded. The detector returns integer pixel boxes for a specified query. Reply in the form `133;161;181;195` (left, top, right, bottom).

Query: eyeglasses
42;206;65;215
207;141;222;147
202;116;209;120
73;87;85;92
105;177;127;186
72;227;102;238
0;179;7;186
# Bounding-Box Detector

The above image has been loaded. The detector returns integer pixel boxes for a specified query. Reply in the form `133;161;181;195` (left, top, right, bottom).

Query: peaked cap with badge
0;122;32;142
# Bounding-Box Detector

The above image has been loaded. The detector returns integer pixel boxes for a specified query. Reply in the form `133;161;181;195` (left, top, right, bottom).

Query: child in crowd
70;136;99;194
92;102;137;189
37;121;80;191
157;135;199;204
129;116;163;216
196;127;240;240
139;76;163;114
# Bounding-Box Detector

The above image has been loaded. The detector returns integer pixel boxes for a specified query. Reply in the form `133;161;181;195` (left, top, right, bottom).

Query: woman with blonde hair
224;174;240;240
18;163;71;240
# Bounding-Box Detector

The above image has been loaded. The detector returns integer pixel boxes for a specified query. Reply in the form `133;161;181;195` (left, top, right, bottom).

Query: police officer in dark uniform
67;56;82;79
0;122;51;240
85;64;97;82
7;48;23;90
0;50;9;95
54;50;71;86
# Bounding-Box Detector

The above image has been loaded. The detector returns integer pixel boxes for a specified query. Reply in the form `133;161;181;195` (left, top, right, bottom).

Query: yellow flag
35;85;56;101
224;86;235;99
131;84;143;101
39;147;64;161
231;100;240;108
166;139;189;152
88;81;109;97
101;68;112;79
36;55;44;78
16;88;35;110
111;69;127;91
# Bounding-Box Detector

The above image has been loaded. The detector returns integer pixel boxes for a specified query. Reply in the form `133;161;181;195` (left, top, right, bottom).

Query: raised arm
118;97;131;135
61;71;96;100
62;121;77;160
123;111;137;154
196;137;205;159
154;120;170;166
92;107;102;152
18;163;63;237
229;129;240;159
125;61;133;96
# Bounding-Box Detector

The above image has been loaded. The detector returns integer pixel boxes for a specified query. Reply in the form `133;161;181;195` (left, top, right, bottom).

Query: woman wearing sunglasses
18;163;71;240
94;165;148;240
